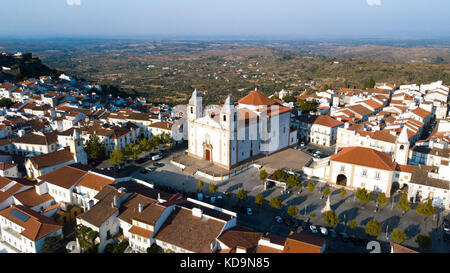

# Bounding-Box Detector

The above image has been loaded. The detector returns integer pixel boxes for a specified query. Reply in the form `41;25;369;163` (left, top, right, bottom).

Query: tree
287;206;299;218
323;210;339;226
322;187;331;197
259;169;268;181
363;77;375;89
415;233;432;250
296;99;319;113
84;135;105;161
391;228;407;244
286;175;301;188
40;236;61;253
283;95;294;103
310;212;316;218
365;219;382;237
75;224;99;253
124;143;141;161
109;148;124;167
237;188;248;202
255;193;266;207
398;192;411;214
209;183;218;194
348;220;358;230
196;180;204;191
272;169;288;182
340;188;347;199
416;198;435;217
355;188;370;204
307;180;316;192
146;243;160;253
112;239;129;253
139;138;152;152
269;197;283;210
0;98;15;108
376;192;388;207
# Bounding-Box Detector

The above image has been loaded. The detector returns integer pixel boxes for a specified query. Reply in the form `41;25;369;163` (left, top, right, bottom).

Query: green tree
259;169;268;181
283;95;294;103
146;243;160;253
365;219;382;237
416;198;435;217
286;175;301;188
322;187;331;197
348;220;358;230
40;236;61;253
415;233;432;250
287;206;299;218
391;228;407;244
209;183;218;194
398;192;411;214
355;188;370;204
75;224;99;253
139;138;152;152
237;188;248;202
124;143;141;161
112;239;129;253
323;210;339;226
340;188;347;199
255;193;266;207
272;169;288;182
376;192;388;207
84;135;105;161
269;197;283;210
196;180;204;190
0;98;15;108
363;77;376;89
307;180;316;192
109;148;125;167
296;99;319;113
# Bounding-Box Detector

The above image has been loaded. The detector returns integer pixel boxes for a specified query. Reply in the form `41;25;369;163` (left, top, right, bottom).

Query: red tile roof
331;147;396;171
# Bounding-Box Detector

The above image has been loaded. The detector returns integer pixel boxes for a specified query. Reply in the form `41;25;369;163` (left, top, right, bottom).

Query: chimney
138;202;143;213
113;193;119;208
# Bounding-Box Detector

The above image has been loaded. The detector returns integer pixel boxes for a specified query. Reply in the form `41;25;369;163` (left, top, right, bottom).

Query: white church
187;89;297;170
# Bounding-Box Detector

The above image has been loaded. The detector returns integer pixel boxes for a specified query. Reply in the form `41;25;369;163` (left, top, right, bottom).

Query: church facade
187;89;297;170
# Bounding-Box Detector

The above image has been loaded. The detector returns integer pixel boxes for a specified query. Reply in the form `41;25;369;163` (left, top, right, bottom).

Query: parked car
275;216;283;224
151;154;163;161
340;232;349;241
330;229;337;238
139;169;148;174
246;208;253;216
300;142;305;147
443;219;450;232
310;225;318;233
320;226;328;236
154;162;164;167
285;218;293;226
145;166;155;172
136;158;146;164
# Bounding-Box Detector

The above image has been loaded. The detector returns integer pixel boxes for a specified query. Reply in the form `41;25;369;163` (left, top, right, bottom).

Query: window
223;115;226;122
340;166;345;172
190;107;193;114
375;172;380;180
362;170;367;177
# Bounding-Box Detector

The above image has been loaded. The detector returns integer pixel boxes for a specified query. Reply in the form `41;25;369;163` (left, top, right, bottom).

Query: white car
310;225;318;233
320;226;328;236
151;154;162;161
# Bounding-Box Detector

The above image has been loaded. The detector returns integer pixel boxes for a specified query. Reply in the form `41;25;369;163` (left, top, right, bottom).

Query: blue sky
1;0;449;39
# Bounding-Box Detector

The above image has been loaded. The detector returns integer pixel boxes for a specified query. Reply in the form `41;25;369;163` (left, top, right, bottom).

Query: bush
259;169;268;181
365;220;381;237
269;197;283;210
415;233;432;250
391;229;407;244
323;210;339;226
287;206;299;217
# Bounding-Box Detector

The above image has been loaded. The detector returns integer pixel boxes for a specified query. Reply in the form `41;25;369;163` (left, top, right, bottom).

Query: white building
187;89;297;169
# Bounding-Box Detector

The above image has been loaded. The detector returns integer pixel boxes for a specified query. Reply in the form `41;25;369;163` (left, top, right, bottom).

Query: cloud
66;0;81;6
366;0;381;6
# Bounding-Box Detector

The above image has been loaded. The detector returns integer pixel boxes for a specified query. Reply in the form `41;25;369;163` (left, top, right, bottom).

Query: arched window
399;145;404;150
